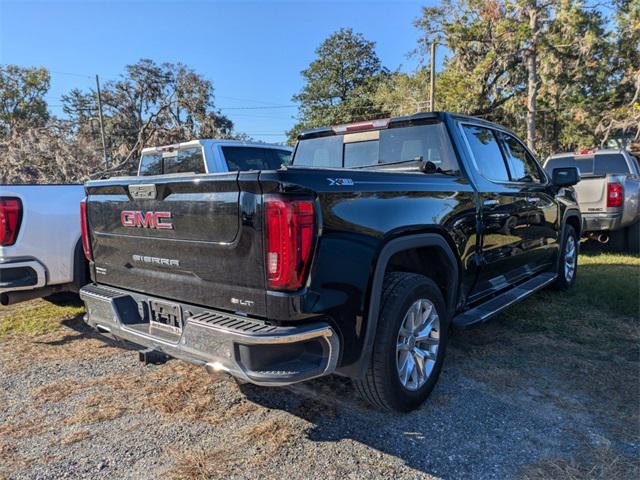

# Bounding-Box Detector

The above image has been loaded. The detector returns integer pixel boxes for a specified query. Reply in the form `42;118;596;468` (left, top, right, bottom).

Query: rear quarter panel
0;184;84;285
259;168;478;371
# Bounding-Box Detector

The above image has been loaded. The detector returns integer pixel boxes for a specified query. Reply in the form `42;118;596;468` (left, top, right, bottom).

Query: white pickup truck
0;185;87;305
0;140;292;305
544;149;640;252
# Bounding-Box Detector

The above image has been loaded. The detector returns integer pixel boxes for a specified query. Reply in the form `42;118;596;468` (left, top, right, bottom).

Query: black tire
354;272;449;412
553;224;579;290
625;222;640;254
608;229;627;252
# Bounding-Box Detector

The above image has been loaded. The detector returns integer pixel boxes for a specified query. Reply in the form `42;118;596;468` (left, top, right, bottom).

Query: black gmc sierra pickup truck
80;112;582;411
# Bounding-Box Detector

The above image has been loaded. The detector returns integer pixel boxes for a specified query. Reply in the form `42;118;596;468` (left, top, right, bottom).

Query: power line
216;95;290;106
49;70;93;79
218;105;297;110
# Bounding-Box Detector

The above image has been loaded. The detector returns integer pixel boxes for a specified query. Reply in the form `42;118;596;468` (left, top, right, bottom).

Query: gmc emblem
121;211;173;230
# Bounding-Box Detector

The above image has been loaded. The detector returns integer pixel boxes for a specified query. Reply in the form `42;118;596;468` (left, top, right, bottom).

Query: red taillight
265;197;315;291
607;182;623;208
0;197;22;246
80;198;93;261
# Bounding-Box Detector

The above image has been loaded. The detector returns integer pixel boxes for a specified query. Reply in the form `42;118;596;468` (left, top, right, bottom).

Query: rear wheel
553;225;578;290
354;272;448;412
626;222;640;254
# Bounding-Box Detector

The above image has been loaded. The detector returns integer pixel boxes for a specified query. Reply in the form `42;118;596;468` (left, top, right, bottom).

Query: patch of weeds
32;379;84;404
64;403;127;426
53;430;92;446
170;417;299;479
522;446;640;480
0;299;85;339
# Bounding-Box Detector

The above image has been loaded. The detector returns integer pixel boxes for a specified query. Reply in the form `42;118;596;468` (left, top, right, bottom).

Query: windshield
139;146;205;175
293;122;458;171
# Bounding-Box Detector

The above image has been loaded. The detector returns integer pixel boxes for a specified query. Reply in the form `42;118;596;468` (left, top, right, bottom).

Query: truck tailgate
574;176;607;212
85;172;267;316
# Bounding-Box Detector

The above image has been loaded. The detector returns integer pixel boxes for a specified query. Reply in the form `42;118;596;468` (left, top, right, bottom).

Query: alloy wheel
396;299;440;391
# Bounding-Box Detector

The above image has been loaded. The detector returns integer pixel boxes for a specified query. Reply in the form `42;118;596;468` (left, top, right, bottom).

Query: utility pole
95;75;109;168
429;41;437;112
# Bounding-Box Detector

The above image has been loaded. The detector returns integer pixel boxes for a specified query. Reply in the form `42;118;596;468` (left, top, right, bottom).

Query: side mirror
552;166;580;188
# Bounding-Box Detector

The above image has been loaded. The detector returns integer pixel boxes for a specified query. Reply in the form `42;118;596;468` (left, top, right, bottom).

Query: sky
0;0;439;143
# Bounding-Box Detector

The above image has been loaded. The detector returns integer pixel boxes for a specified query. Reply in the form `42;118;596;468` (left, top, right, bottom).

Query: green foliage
0;65;50;138
288;28;388;144
410;0;638;156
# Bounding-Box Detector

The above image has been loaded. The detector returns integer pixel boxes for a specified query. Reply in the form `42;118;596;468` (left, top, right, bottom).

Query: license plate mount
149;300;183;334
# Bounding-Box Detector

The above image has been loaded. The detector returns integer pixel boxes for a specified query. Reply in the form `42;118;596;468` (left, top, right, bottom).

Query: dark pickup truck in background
79;112;581;411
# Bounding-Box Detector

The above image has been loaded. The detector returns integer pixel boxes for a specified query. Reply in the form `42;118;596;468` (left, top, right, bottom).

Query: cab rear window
545;154;630;177
293;122;458;171
139;147;205;175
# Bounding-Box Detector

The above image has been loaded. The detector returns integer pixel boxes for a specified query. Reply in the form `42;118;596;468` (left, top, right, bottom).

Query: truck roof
141;139;292;154
298;111;513;140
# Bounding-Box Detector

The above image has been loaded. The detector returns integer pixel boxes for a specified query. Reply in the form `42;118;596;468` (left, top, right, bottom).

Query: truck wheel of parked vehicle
553;225;578;290
626;222;640;254
354;272;448;412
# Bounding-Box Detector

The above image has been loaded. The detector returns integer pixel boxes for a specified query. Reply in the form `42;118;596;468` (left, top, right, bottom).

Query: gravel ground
1;305;638;480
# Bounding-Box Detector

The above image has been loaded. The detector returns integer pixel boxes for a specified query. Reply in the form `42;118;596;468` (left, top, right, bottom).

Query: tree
62;59;235;175
415;0;615;156
374;69;432;117
0;119;103;184
596;0;640;147
0;65;50;138
536;0;611;152
288;28;388;144
415;0;526;121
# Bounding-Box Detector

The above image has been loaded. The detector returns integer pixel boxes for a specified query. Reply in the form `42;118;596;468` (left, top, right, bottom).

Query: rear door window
222;147;282;171
499;133;543;182
462;125;510;182
594;154;630;175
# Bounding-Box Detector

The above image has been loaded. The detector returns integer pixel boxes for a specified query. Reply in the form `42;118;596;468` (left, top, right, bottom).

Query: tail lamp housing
607;182;623;208
264;196;316;291
0;197;22;247
80;198;93;261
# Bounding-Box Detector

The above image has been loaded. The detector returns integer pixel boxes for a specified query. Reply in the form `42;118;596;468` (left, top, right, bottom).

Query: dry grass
171;448;233;480
0;326;123;372
32;378;85;404
0;298;85;339
0;413;57;442
170;417;298;480
64;401;127;426
245;418;295;447
523;446;640;480
56;430;92;446
0;438;32;478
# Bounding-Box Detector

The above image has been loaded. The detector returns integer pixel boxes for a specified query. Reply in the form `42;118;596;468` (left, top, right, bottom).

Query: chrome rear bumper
80;284;339;386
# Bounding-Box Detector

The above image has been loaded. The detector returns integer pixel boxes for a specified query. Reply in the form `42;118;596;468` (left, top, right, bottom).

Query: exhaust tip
598;234;610;244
